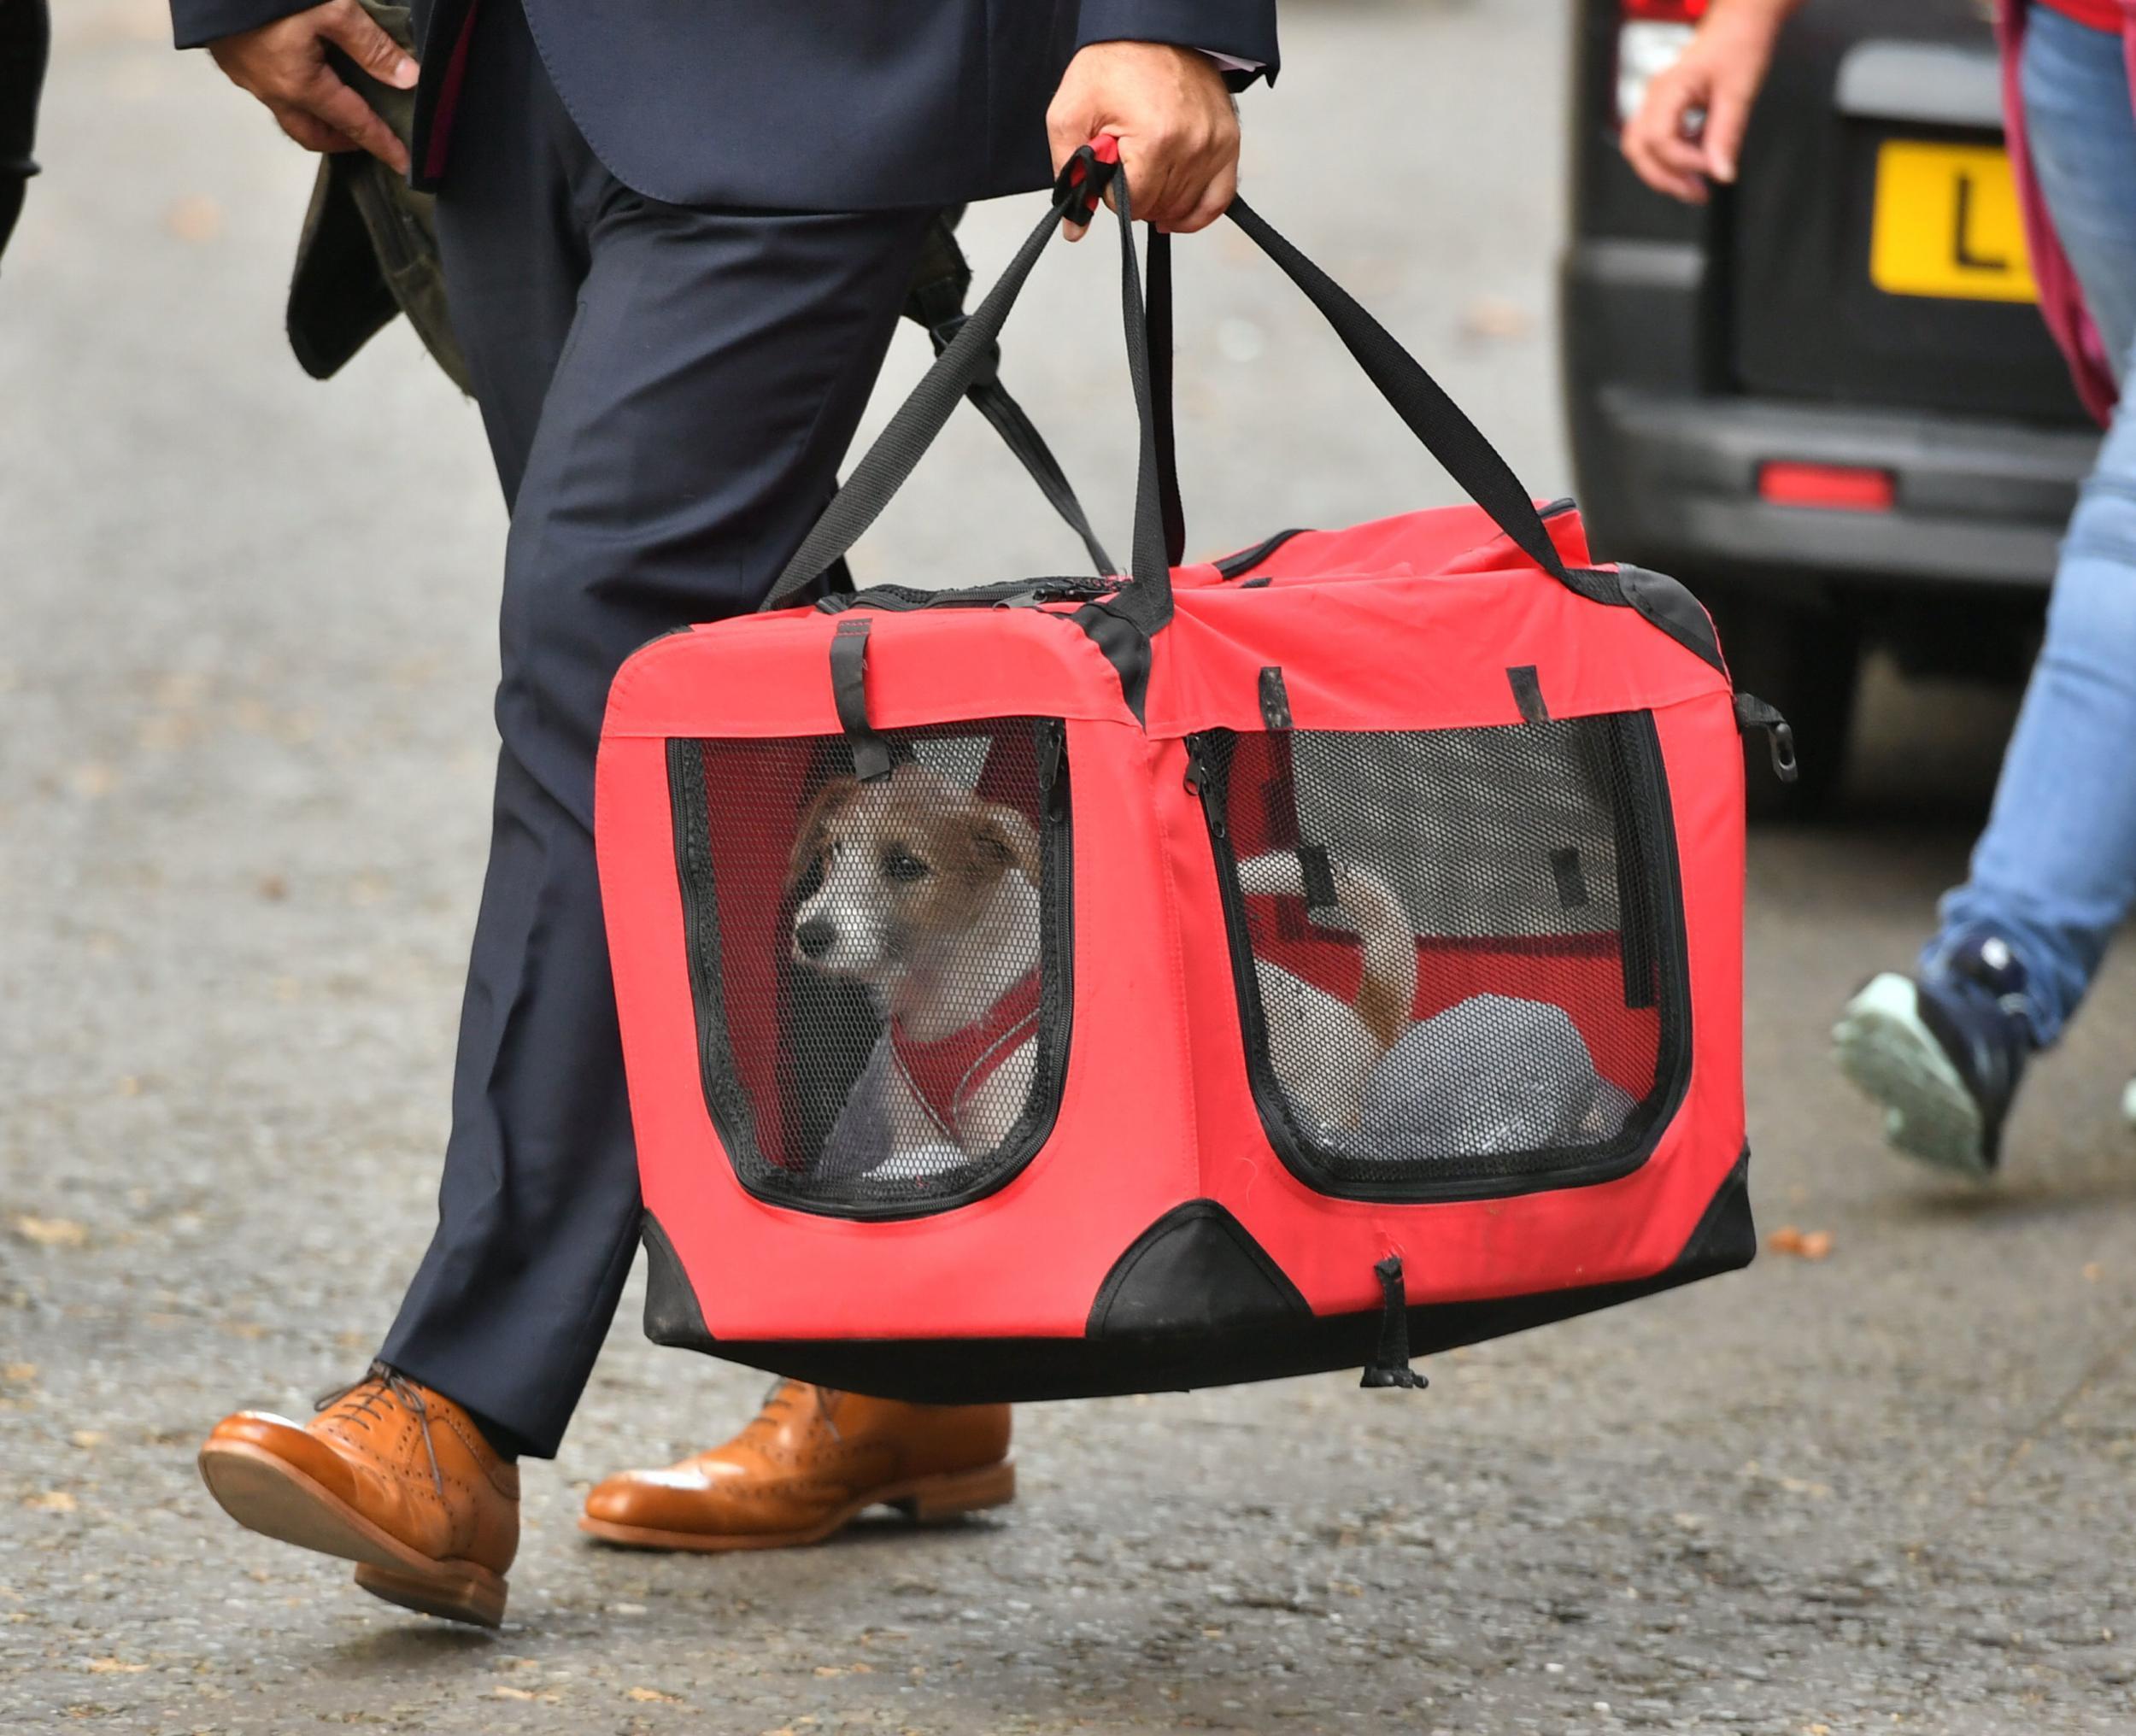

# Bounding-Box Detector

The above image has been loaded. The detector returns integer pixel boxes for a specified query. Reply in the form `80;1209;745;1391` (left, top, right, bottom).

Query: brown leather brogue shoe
579;1381;1012;1552
198;1364;519;1628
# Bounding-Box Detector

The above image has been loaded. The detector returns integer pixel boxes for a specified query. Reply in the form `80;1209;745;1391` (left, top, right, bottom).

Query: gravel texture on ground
5;3;2135;1732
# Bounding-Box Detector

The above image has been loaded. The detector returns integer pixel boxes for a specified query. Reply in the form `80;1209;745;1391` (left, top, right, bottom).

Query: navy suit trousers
377;0;931;1456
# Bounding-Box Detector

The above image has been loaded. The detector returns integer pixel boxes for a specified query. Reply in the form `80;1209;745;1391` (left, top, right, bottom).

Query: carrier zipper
819;578;1125;614
665;741;736;1164
1038;721;1077;1151
1038;718;1070;825
1212;527;1311;582
1182;735;1227;840
1184;730;1262;1033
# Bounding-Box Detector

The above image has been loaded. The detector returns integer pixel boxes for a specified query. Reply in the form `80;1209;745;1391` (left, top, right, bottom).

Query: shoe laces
314;1361;444;1497
740;1379;842;1444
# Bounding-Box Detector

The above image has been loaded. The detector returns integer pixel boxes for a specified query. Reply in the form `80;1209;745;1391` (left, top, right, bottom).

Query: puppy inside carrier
669;718;1071;1213
597;141;1785;1404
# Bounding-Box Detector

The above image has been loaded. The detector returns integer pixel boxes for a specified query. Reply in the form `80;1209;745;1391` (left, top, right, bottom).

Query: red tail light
1758;462;1898;513
1621;0;1708;18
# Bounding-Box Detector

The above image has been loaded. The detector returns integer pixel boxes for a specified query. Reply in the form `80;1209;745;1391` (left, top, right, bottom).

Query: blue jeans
1930;4;2136;1045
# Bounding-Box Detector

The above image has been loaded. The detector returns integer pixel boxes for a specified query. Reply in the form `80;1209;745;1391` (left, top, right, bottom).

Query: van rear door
1728;0;2084;422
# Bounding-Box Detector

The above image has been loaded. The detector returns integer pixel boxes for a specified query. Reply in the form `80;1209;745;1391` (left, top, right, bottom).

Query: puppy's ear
788;778;854;894
971;801;1041;885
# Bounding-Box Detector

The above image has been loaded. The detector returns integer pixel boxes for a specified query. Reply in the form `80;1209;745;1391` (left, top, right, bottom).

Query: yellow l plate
1869;140;2038;303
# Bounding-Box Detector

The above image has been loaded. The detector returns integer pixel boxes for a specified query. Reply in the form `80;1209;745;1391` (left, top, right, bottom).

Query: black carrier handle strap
903;208;1118;577
765;148;1574;627
1146;228;1187;568
1212;197;1573;585
766;141;1166;616
961;370;1117;578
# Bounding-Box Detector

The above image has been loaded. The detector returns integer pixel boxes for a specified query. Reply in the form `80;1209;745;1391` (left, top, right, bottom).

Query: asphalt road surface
6;3;2136;1733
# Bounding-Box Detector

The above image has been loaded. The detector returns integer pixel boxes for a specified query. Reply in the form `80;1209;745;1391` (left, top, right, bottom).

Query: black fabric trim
1213;527;1312;580
1071;598;1152;724
1675;1147;1758;1271
674;1147;1758;1403
1559;565;1628;605
640;1211;713;1350
1614;564;1727;675
1087;1201;1312;1340
1507;665;1549;724
1259;666;1294;730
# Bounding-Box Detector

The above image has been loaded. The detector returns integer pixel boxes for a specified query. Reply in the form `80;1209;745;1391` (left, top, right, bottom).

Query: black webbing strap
901;213;1115;577
1223;196;1574;586
1360;1255;1428;1390
963;373;1115;577
1507;665;1549;724
1147;229;1186;567
1088;165;1172;636
830;618;890;782
1734;690;1800;783
766;144;1156;616
1258;666;1293;730
767;165;1581;638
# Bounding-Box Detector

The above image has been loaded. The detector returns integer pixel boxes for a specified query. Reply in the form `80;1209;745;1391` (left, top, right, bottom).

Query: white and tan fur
786;766;1417;1164
787;764;1043;1168
1235;851;1419;1133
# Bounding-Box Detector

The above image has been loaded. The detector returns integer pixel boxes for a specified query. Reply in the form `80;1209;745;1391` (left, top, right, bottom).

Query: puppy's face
786;764;1039;984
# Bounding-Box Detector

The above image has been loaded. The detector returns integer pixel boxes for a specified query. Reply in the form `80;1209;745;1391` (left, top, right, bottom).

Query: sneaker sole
1833;974;1993;1181
197;1440;507;1628
578;1458;1016;1554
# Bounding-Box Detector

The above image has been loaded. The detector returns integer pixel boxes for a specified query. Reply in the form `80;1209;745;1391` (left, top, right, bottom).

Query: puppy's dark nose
795;918;835;959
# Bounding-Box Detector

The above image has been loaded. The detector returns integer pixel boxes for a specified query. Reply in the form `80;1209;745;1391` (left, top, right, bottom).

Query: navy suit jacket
171;0;1279;209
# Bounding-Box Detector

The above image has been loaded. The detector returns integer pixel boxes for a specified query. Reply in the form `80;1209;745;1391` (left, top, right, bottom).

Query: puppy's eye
791;858;824;901
883;849;929;883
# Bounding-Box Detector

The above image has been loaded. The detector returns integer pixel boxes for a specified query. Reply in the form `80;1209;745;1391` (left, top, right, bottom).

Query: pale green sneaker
1832;935;2033;1180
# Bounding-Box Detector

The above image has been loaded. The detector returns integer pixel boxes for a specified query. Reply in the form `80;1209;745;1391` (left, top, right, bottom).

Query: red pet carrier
595;145;1785;1402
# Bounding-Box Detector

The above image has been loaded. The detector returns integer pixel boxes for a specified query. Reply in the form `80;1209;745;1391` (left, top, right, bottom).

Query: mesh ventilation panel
669;719;1071;1217
1200;714;1687;1194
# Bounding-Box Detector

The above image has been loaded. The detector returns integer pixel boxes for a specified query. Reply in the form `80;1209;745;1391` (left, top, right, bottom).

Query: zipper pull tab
1733;692;1798;784
1182;736;1227;836
1038;721;1069;823
1182;736;1211;795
